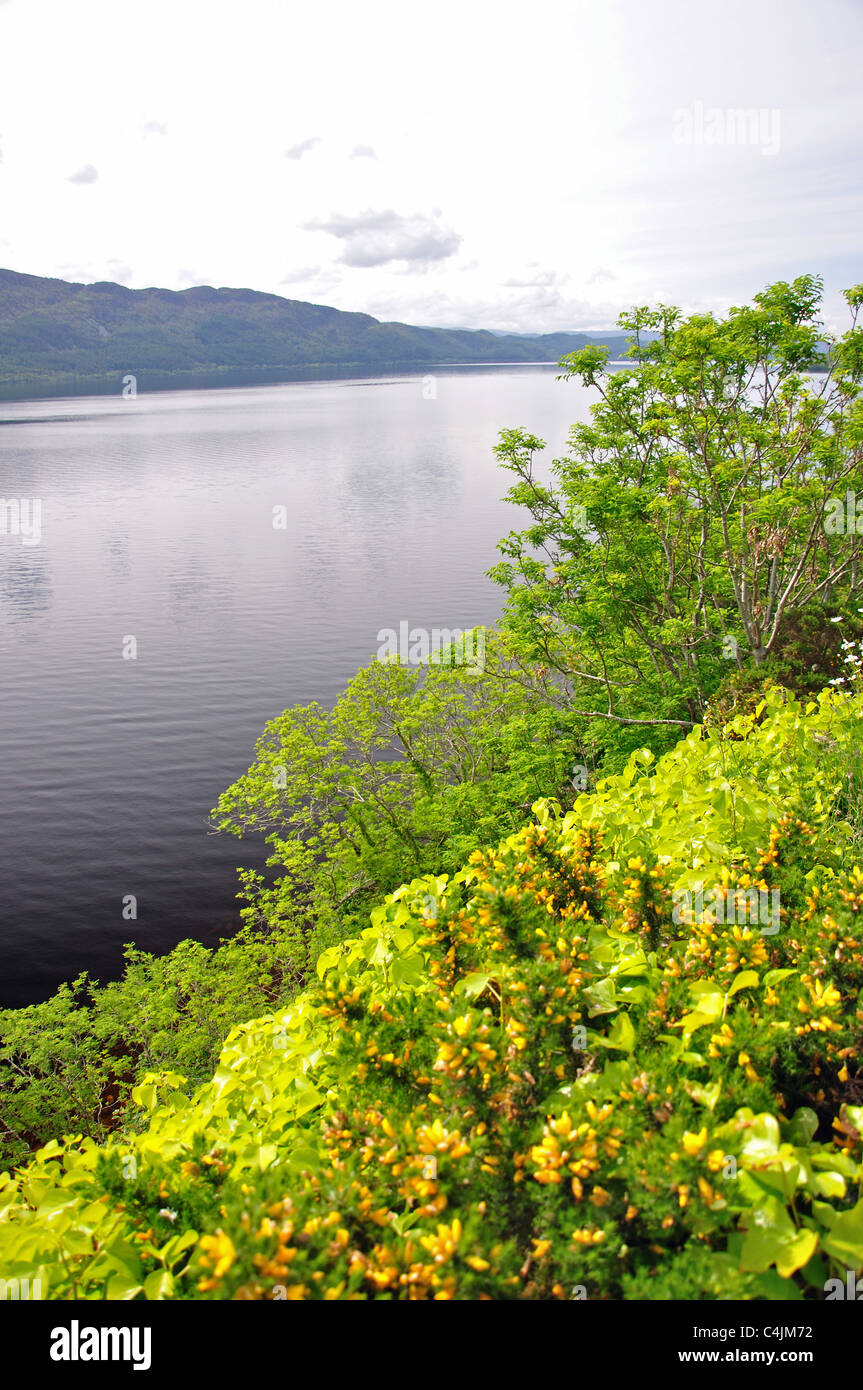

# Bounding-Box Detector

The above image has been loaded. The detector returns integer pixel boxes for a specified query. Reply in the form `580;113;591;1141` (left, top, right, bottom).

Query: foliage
0;267;628;393
489;277;863;744
210;633;582;965
3;687;863;1299
0;928;308;1172
0;632;582;1171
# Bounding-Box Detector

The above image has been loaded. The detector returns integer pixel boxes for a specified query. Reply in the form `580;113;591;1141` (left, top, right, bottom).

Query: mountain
0;268;630;397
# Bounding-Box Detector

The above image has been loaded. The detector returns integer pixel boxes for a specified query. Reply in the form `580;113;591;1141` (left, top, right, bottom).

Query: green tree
490;276;863;738
210;632;581;959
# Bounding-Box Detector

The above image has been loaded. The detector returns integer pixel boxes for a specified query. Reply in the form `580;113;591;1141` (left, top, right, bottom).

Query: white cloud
303;209;462;268
284;137;321;160
176;267;211;288
106;259;133;284
279;265;324;284
67;164;98;184
0;0;857;332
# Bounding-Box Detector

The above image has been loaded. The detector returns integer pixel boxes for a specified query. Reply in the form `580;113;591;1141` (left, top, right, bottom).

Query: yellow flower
682;1128;708;1157
420;1218;462;1263
199;1230;236;1280
808;978;841;1011
572;1227;605;1245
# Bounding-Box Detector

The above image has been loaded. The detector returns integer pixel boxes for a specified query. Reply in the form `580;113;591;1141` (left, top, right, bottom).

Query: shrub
2;686;863;1300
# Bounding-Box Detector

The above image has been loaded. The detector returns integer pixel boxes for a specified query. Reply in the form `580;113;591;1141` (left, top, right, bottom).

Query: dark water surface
0;365;595;1005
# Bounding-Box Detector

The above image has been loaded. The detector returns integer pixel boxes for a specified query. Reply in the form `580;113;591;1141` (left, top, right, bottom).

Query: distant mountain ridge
0;268;630;397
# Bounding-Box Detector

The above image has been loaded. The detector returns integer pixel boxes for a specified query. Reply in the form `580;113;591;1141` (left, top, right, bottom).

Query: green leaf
820;1198;863;1268
740;1113;781;1159
131;1083;157;1111
764;968;796;989
682;1077;723;1111
455;971;492;1000
740;1225;818;1279
602;1012;635;1053
812;1170;846;1200
144;1269;174;1301
788;1107;818;1145
391;952;426;988
583;977;618;1017
726;969;759;1000
105;1271;144;1300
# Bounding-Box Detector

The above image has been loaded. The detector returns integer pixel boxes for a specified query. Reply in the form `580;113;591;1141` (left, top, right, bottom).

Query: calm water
0;366;596;1006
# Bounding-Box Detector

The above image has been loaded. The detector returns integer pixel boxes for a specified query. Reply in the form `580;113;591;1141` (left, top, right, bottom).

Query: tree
490;276;863;736
210;633;580;956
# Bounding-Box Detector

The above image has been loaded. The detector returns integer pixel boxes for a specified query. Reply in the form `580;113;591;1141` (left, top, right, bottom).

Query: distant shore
0;358;589;405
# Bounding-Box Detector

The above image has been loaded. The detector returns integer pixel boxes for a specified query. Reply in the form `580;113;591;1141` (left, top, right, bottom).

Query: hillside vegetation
2;687;863;1299
0;267;628;393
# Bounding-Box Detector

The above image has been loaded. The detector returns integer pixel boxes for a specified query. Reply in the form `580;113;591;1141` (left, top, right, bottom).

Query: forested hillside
0;268;628;391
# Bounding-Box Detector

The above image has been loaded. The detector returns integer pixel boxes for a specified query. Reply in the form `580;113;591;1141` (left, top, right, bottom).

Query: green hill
0;268;629;397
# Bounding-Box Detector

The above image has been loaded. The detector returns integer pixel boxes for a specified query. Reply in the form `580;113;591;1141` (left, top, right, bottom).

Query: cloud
284;137;321;160
360;283;621;335
303;209;462;268
503;267;569;289
176;267;211;287
54;259;134;287
350;144;376;159
142;120;167;136
106;260;134;284
279;265;343;301
587;266;616;285
67;164;98;184
279;265;324;284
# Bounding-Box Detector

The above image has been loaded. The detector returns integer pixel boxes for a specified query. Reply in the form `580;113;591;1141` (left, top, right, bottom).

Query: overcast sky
0;0;860;334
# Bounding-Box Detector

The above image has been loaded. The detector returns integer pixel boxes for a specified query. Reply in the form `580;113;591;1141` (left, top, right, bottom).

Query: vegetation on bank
2;688;863;1299
0;266;627;392
2;274;863;1298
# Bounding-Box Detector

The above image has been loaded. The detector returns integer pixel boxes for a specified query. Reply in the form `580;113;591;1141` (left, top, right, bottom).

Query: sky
0;0;860;334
